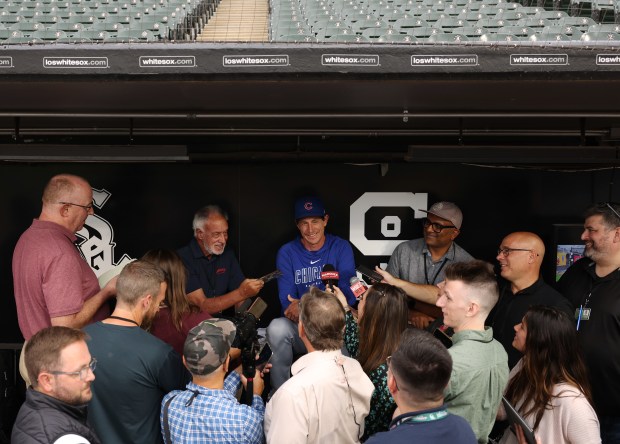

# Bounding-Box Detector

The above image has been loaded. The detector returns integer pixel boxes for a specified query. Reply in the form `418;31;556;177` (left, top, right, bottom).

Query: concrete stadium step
197;0;269;41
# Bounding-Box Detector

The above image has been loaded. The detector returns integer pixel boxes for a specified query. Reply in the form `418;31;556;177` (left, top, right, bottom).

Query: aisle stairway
197;0;269;41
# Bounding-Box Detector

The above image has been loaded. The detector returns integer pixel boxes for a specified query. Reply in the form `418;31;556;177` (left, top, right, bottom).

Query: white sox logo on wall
350;192;428;256
76;188;134;277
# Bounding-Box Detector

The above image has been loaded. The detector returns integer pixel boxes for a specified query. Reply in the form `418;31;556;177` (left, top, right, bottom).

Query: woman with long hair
500;305;600;444
339;282;410;441
142;249;211;355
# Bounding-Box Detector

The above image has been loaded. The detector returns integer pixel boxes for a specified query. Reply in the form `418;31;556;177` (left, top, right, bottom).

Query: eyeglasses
58;201;94;212
423;218;456;233
49;358;97;380
497;248;538;257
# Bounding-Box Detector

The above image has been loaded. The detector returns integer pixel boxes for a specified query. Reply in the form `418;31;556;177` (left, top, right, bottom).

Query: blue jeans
266;317;307;392
601;416;620;444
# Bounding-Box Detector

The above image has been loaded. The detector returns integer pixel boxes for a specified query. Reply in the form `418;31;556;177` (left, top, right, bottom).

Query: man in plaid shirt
160;319;265;444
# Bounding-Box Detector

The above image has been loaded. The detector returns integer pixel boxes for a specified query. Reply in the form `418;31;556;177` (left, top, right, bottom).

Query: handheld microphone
321;264;339;290
350;276;368;299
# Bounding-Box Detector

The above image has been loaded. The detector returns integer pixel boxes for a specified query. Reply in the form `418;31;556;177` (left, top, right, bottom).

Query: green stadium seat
496;24;536;35
377;30;417;41
427;31;468;41
591;0;616;22
32;28;66;38
452;24;487;35
2;35;44;42
557;16;596;30
325;32;368;40
409;25;443;36
533;10;568;19
542;23;582;36
274;33;318;41
588;23;620;31
457;11;488;21
433;16;466;28
516;17;552;27
394;16;428;30
533;29;576;39
580;29;620;39
479;32;524;40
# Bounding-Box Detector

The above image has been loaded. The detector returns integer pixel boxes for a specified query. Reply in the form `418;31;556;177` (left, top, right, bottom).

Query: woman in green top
341;282;410;441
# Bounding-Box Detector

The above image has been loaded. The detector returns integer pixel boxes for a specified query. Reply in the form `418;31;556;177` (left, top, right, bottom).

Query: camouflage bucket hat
183;318;236;376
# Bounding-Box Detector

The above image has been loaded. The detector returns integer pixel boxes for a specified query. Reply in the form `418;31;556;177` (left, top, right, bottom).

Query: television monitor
553;224;585;282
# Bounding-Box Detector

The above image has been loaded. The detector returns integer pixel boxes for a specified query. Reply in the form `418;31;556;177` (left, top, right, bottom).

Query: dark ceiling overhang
1;43;620;164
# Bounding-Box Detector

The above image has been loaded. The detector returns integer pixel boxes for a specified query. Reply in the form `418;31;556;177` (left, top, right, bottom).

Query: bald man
486;232;573;368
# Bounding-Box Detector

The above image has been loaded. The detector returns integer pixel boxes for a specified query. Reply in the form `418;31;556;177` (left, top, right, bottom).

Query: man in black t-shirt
558;202;620;444
487;231;572;369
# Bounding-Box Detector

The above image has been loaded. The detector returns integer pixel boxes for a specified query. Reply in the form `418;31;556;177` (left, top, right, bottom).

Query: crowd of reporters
9;173;619;444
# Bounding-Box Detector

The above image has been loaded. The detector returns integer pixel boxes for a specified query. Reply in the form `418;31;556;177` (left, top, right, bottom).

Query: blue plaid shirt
161;372;265;444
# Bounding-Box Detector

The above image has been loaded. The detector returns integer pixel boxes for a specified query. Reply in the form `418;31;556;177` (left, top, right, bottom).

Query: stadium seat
588;22;620;31
275;33;318;41
516;17;552;27
476;17;510;27
457;11;488;21
394;16;428;30
325;32;368;40
427;31;468;41
495;10;527;20
533;10;569;19
377;31;417;41
533;29;575;38
315;23;355;38
32;28;67;38
479;32;524;40
419;10;447;21
452;24;487;35
591;0;616;22
433;17;466;28
557;15;596;30
2;35;44;42
409;25;443;36
580;29;620;39
543;23;583;35
496;24;536;35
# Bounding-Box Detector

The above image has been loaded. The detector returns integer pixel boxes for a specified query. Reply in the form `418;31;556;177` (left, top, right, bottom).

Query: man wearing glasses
12;326;101;444
12;174;117;385
487;231;572;369
558;202;620;444
384;201;474;328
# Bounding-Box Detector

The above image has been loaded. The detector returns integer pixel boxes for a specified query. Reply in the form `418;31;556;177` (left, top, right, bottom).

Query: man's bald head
42;174;91;206
497;231;545;289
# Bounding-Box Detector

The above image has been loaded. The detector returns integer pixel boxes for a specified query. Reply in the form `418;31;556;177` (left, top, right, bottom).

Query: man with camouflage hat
161;319;266;444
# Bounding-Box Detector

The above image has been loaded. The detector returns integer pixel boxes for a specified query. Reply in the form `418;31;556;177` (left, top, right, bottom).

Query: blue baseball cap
294;197;326;220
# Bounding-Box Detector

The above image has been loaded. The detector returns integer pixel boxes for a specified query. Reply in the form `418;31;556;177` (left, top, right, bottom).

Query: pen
577;305;583;331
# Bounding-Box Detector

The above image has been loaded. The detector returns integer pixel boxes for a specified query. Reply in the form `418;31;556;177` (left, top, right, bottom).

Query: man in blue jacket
266;196;357;392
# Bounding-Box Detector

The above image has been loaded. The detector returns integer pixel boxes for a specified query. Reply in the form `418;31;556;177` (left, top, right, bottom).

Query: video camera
231;297;267;405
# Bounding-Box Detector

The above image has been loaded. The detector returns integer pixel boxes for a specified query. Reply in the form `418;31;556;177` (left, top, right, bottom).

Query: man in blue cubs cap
161;319;266;444
266;196;357;393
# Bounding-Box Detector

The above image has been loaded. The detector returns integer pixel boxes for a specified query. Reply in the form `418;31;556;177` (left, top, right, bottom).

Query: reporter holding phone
498;306;600;444
334;283;410;440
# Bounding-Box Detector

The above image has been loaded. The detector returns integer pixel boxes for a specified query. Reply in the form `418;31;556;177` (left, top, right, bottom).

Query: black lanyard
391;409;449;429
423;244;453;285
108;316;139;327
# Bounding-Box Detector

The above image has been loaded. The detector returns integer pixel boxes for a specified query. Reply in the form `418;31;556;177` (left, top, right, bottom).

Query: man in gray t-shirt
379;202;474;328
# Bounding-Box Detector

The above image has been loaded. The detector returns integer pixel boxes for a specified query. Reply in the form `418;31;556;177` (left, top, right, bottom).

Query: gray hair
192;205;229;233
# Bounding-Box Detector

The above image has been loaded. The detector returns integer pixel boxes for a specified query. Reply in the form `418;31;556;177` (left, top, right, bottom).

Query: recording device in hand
321;264;339;291
502;396;536;444
260;269;283;283
350;276;368;299
255;343;273;371
356;264;383;284
231;297;268;405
